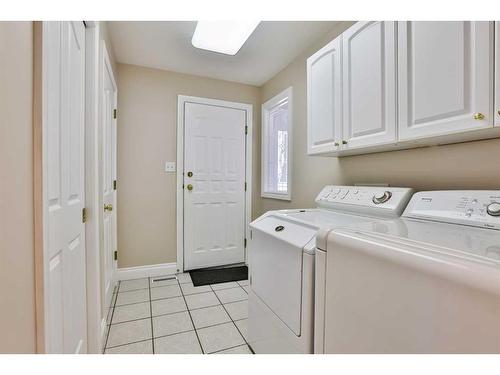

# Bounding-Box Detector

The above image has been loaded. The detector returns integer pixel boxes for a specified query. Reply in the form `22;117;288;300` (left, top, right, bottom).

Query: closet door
307;37;342;155
398;21;493;140
342;21;397;149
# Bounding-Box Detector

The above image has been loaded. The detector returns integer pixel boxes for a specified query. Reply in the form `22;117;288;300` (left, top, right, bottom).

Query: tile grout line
103;281;121;353
114;284;244;308
209;284;249;348
148;277;155;354
178;275;205;354
210;343;250;355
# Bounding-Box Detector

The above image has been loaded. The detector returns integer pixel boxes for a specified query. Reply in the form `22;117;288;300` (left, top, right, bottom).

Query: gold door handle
473;113;485;120
187;171;193;177
186;184;193;191
104;204;113;212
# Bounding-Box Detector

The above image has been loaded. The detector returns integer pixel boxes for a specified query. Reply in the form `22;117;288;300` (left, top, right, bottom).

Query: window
261;87;292;200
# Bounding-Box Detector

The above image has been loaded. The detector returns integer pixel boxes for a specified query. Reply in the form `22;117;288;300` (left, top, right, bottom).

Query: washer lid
330;218;500;264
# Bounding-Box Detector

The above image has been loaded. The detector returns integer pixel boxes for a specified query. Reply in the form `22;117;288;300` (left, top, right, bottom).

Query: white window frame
261;87;293;201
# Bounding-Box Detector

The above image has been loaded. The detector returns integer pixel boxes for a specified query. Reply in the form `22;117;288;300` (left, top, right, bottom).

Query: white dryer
315;190;500;353
247;185;414;353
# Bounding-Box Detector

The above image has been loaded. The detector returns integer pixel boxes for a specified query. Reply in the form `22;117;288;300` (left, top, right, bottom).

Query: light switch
165;161;176;173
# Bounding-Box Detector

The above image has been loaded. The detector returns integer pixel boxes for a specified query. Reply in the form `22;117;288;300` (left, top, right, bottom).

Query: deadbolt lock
187;184;193;191
187;171;193;177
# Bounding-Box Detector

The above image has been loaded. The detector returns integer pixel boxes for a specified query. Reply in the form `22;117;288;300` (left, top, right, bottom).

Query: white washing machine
247;185;414;354
315;190;500;353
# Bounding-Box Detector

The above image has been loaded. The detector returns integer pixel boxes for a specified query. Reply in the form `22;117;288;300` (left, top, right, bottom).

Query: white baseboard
115;262;178;281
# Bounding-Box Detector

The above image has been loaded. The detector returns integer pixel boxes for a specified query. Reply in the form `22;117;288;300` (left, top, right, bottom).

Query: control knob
486;202;500;217
372;191;392;204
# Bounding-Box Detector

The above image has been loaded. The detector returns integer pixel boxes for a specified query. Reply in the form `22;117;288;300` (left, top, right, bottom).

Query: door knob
473;112;485;120
342;140;348;145
187;171;193;177
186;184;193;191
104;204;113;212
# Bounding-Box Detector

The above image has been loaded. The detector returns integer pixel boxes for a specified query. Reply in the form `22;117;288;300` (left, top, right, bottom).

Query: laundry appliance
247;185;414;353
315;190;500;353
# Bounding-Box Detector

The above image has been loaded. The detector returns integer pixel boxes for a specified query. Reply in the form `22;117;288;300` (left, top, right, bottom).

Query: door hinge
82;208;87;223
245;125;248;134
244;182;247;191
113;180;117;190
114;250;118;261
113;109;117;119
244;238;247;248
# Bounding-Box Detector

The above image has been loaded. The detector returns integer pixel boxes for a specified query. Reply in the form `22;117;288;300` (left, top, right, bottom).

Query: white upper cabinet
306;21;498;157
398;21;493;140
495;22;500;127
341;21;397;149
307;37;342;155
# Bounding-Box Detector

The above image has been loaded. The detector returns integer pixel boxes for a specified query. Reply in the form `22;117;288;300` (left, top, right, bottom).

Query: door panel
398;21;493;140
307;37;342;154
45;21;87;353
184;102;246;270
101;44;117;308
342;21;396;148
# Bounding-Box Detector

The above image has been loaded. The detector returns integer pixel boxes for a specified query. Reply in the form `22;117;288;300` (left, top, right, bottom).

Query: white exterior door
44;21;87;353
101;43;117;308
307;37;342;155
342;21;396;149
183;102;246;270
398;21;493;140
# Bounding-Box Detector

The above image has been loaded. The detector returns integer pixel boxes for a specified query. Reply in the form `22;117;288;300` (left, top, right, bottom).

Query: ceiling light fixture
191;21;260;55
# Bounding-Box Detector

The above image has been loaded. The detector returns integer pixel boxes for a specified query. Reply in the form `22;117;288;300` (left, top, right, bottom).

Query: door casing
176;96;253;272
100;39;118;316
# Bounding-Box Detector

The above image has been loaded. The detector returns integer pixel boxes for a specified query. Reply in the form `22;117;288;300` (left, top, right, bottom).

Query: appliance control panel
403;191;500;230
315;185;414;218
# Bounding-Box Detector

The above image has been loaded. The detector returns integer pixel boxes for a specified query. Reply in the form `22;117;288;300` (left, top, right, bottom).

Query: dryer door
249;215;316;335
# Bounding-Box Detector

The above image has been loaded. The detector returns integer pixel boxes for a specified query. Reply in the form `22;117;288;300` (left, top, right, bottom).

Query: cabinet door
307;37;342;155
398;21;493;140
342;21;397;149
495;22;500;127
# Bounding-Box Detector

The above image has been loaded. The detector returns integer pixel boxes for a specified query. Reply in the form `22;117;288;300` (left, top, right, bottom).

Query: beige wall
116;63;261;267
260;22;354;214
259;21;500;214
0;22;36;353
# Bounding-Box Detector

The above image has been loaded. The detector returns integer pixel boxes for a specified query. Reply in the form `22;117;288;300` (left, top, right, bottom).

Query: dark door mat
189;266;248;287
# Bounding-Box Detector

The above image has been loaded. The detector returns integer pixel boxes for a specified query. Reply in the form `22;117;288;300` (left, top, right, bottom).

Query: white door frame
100;39;118;309
83;21;103;354
176;95;253;272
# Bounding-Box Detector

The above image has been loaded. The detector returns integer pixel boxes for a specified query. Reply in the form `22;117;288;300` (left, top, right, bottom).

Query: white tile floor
104;273;252;354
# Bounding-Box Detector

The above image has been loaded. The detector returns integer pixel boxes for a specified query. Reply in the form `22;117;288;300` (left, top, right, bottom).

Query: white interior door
44;21;87;353
101;43;118;309
183;102;246;270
